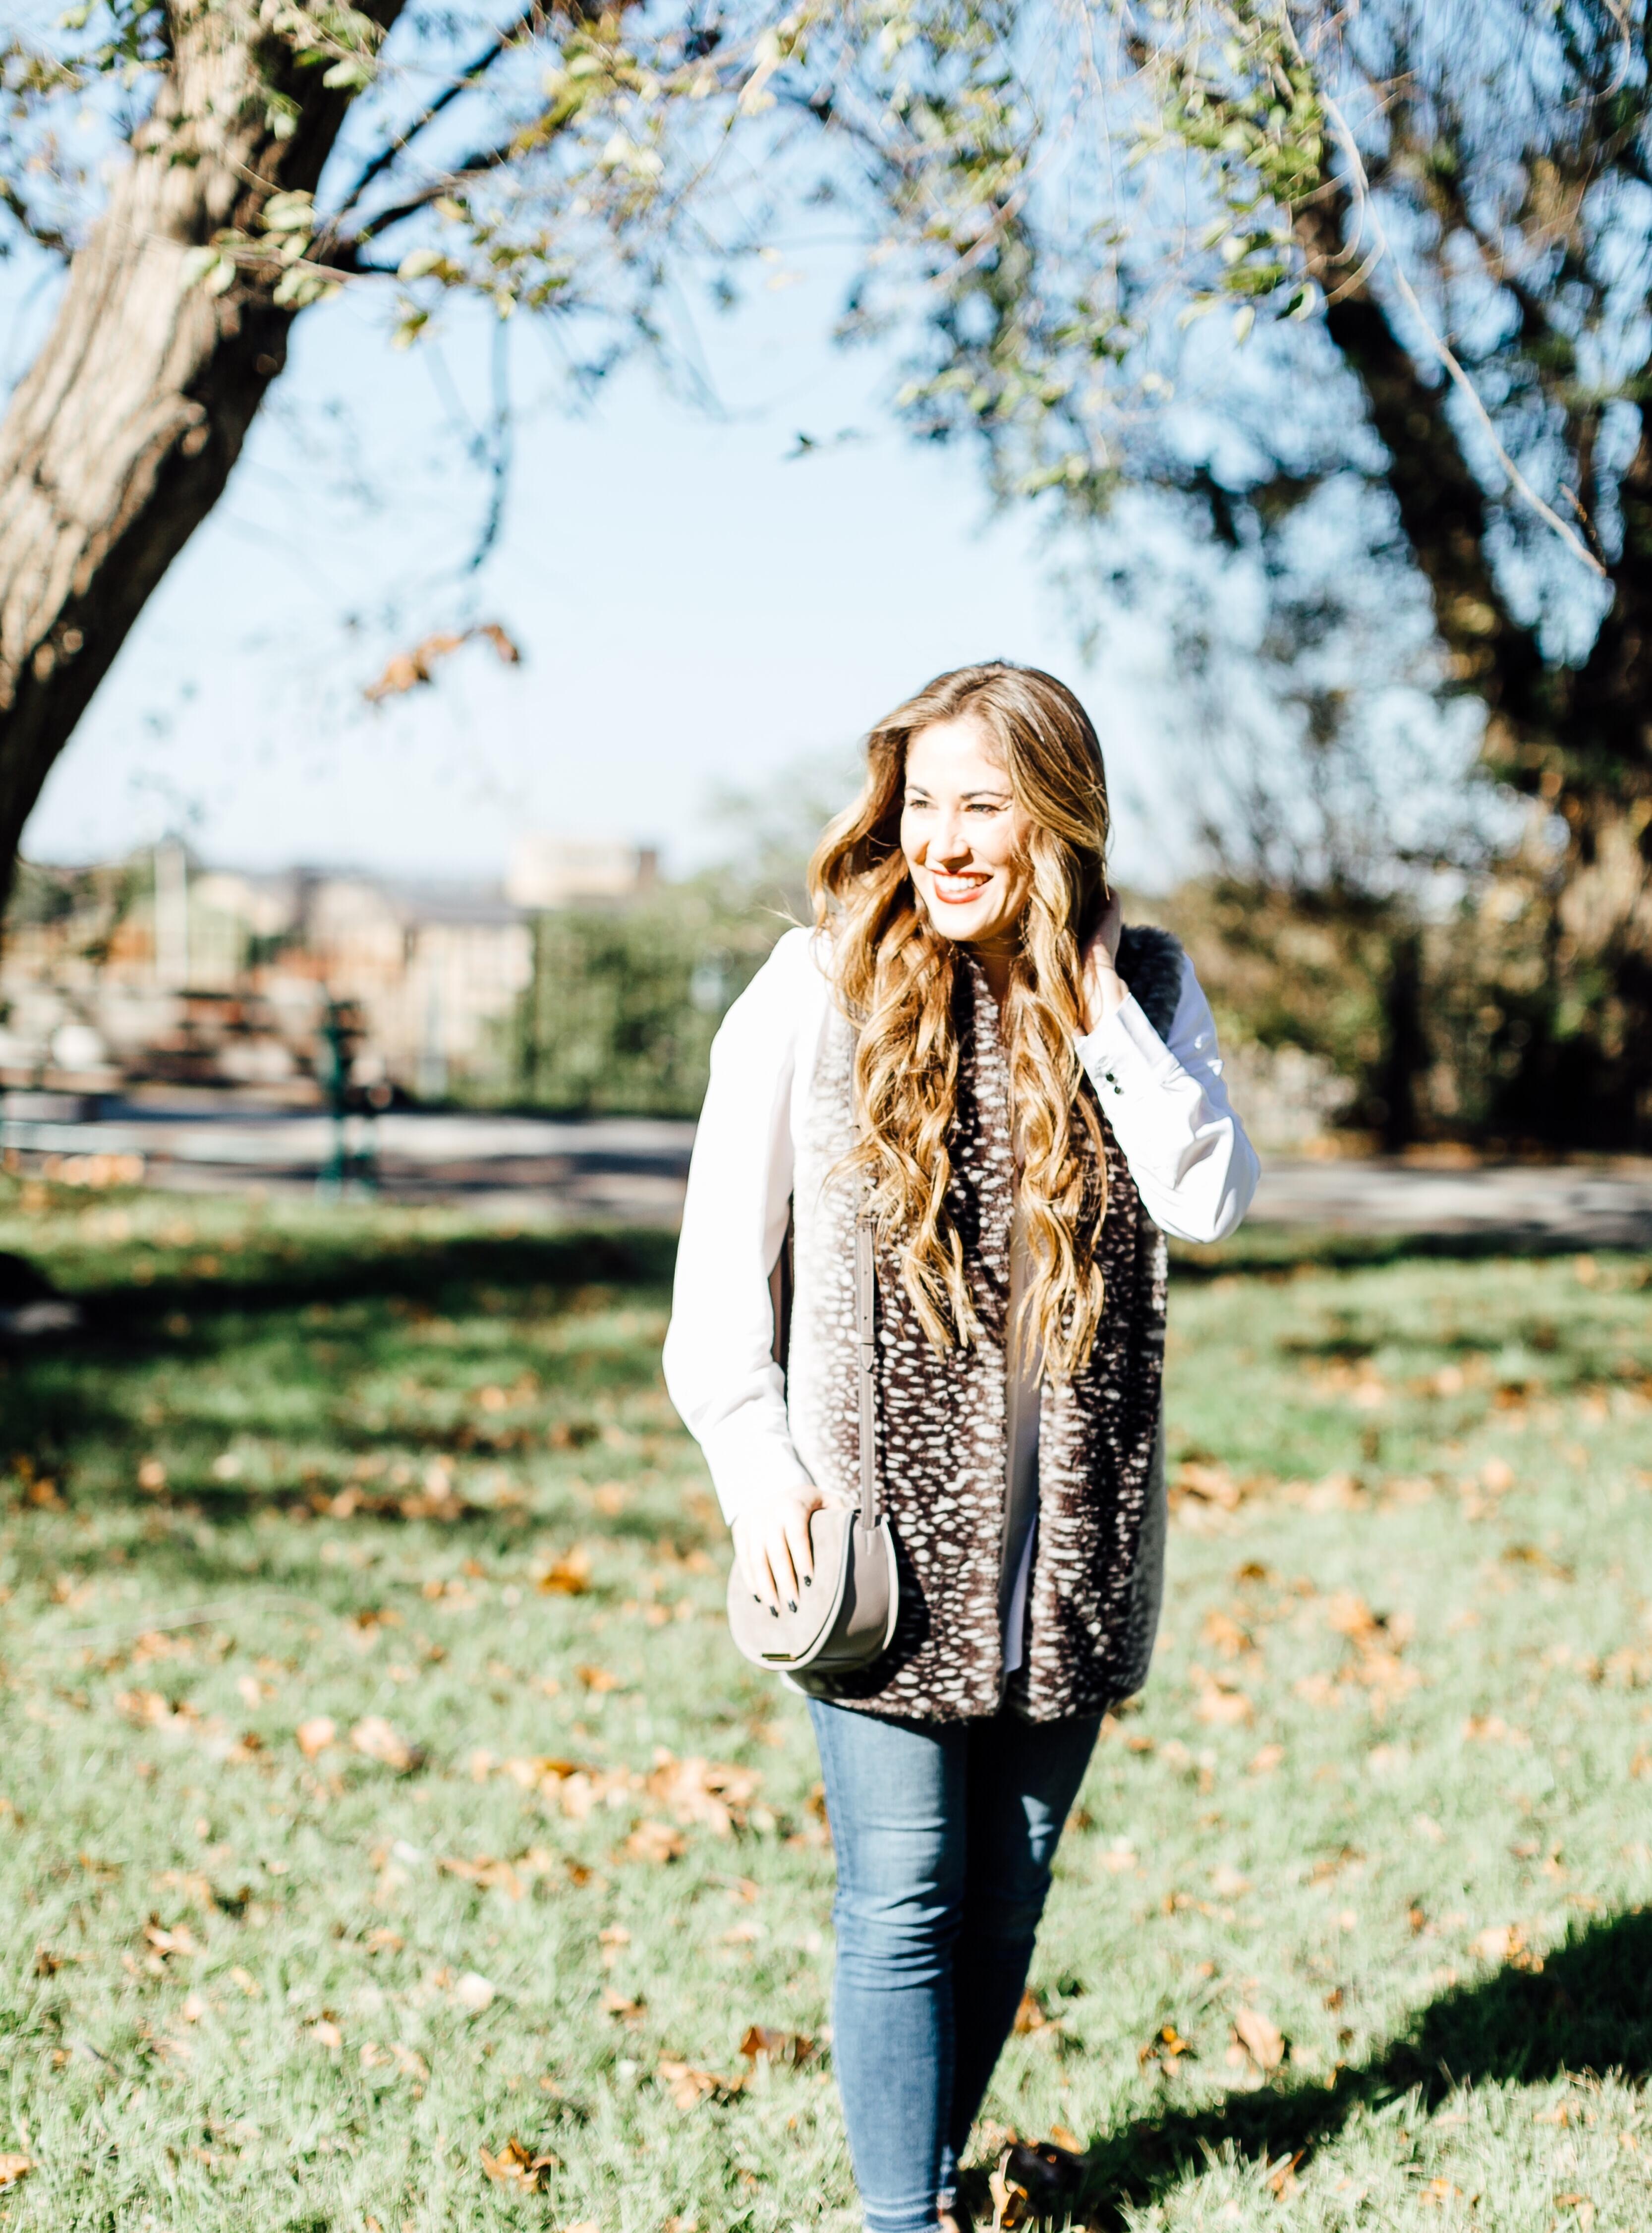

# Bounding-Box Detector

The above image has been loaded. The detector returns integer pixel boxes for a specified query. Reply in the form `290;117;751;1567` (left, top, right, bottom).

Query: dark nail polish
768;1604;779;1618
787;1599;798;1613
802;1574;812;1588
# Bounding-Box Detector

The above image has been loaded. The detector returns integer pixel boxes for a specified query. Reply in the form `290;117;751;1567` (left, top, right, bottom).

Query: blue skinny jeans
807;1697;1100;2233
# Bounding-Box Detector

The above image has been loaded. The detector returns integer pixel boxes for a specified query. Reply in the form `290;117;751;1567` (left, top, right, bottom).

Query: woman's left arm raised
1075;901;1261;1245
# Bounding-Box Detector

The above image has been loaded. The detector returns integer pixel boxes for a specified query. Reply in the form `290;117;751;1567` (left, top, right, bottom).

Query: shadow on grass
60;1226;680;1335
1070;1908;1652;2224
1170;1229;1652;1280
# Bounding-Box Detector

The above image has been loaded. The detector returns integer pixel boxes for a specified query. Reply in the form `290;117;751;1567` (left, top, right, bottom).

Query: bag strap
854;1213;879;1535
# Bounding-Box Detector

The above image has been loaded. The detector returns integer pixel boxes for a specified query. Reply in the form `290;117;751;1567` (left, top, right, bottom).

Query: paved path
1251;1156;1652;1250
1;1104;695;1225
4;1099;1652;1244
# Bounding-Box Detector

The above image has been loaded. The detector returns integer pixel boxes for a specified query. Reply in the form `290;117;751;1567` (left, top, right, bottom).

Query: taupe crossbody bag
725;1214;900;1672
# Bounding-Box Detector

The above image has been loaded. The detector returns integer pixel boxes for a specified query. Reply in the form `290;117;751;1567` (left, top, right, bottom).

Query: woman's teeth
932;873;988;903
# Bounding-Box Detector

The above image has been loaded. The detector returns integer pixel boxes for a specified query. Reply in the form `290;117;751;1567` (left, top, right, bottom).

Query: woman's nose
930;810;970;864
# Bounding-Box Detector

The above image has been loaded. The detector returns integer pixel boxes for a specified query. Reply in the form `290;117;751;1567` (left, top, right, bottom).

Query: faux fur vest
782;926;1184;1723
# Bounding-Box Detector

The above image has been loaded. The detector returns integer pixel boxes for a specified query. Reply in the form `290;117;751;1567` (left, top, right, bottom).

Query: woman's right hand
731;1489;837;1613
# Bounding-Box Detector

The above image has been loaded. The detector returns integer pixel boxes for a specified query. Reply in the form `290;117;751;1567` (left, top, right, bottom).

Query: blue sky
15;261;1181;888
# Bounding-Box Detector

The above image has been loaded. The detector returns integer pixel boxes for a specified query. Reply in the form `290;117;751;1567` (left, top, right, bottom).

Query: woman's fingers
735;1521;778;1609
766;1516;800;1610
736;1498;822;1615
780;1502;816;1605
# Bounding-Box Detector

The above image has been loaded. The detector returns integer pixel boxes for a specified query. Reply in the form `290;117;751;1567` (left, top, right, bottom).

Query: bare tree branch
328;3;539;225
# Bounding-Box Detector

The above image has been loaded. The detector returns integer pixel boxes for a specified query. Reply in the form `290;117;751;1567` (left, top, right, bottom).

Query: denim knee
833;1875;963;1992
958;1870;1053;1964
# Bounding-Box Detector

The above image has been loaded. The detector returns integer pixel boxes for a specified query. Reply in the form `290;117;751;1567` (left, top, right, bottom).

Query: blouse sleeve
662;927;818;1526
1074;953;1260;1244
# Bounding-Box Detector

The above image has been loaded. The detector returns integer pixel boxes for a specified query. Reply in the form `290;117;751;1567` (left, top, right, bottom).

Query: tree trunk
0;0;400;916
1377;924;1425;1154
1296;192;1652;1148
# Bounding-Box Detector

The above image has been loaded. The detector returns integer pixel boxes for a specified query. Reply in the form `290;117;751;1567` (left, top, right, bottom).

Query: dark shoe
989;2139;1087;2230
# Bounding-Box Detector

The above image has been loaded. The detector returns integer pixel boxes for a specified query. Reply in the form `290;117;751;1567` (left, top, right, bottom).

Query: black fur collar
1115;923;1185;1041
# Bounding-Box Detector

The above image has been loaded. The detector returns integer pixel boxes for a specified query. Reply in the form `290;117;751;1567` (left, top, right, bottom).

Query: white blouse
664;927;1260;1654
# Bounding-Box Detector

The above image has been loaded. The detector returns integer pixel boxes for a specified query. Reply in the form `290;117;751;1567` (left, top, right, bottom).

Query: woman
664;663;1258;2233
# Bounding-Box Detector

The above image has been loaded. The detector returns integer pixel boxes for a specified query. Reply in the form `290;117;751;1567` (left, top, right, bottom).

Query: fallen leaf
1323;1591;1382;1644
479;2137;559;2193
535;1549;592;1596
657;2057;740;2110
645;1751;762;1835
143;1917;198;1959
1173;1459;1243;1510
988;2158;1031;2231
601;1988;645;2025
179;1991;207;2023
1049;2124;1083;2153
1463;1715;1530;1747
1013;1988;1049;2033
1194;1683;1252;1726
439;1855;524;1899
1303;1470;1362;1512
295;1716;337;1759
452;1970;495;2014
310;2017;343;2051
1471;1923;1528;1963
0;2155;33;2190
1249;1744;1286;1776
350;1716;420;1772
1211;1863;1251;1897
116;1688;193;1730
1232;2006;1285;2072
1201;1608;1252;1658
576;1664;620;1694
1266;2151;1304;2198
738;2023;813;2065
1139;2022;1194;2070
625;1820;686;1865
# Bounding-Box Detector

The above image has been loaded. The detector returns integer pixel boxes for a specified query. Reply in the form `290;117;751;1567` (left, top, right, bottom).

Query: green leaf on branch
261;191;315;236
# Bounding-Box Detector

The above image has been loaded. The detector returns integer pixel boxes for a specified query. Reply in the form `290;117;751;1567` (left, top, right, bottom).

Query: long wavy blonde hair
808;661;1113;1378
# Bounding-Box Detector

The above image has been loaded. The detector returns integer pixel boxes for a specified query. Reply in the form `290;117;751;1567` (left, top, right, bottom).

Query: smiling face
899;713;1034;958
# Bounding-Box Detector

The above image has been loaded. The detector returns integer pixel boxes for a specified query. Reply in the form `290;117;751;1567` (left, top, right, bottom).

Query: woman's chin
936;917;1012;952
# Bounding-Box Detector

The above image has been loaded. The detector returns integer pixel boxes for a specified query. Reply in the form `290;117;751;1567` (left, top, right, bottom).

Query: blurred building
0;838;657;1101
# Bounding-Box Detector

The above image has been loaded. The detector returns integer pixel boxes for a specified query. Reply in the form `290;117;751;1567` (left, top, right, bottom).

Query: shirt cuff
698;1410;816;1528
1075;991;1177;1099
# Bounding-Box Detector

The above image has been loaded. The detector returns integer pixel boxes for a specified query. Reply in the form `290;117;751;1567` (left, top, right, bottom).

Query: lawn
0;1184;1649;2232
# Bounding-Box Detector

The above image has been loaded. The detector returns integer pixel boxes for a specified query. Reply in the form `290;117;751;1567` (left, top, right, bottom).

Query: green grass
0;1184;1649;2231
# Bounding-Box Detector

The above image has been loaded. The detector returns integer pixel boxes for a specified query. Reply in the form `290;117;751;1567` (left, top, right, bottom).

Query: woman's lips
929;872;990;906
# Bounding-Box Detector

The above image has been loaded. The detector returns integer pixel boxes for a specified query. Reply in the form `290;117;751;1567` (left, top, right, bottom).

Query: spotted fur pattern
783;929;1181;1723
